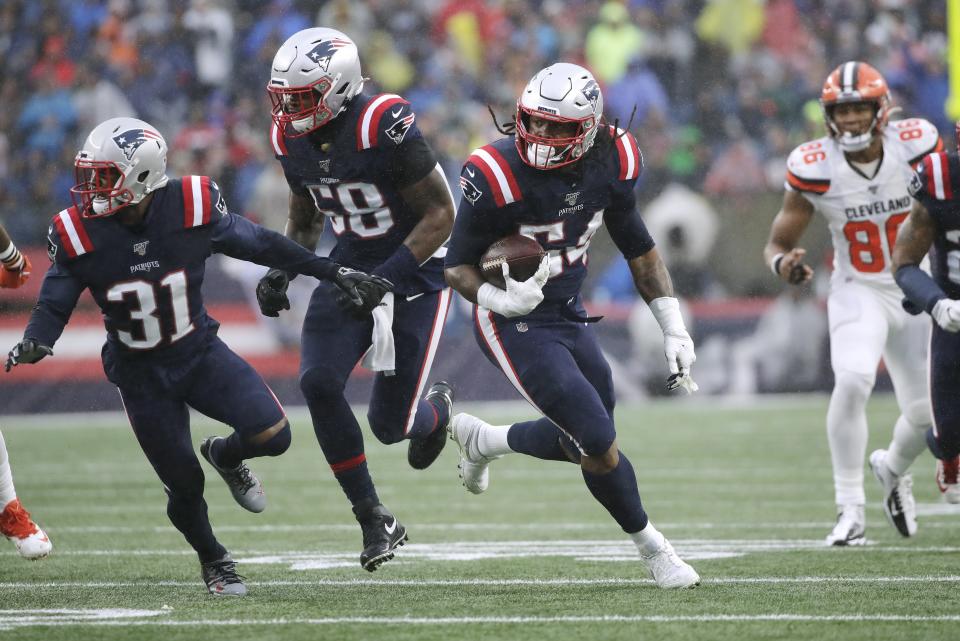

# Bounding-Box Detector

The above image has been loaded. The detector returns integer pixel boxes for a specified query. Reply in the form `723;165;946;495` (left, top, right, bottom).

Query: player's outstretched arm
891;200;959;329
0;223;31;289
628;248;697;392
763;190;815;285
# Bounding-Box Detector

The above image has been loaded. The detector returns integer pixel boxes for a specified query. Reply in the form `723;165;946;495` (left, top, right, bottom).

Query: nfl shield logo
133;241;149;256
515;322;528;333
564;192;580;206
317;159;331;172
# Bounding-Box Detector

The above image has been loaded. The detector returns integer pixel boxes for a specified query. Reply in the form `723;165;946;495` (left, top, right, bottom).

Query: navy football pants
930;325;960;459
115;337;285;560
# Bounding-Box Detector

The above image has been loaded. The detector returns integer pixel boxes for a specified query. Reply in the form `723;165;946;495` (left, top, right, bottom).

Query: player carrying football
892;124;960;504
5;116;389;594
441;62;700;589
254;28;456;571
763;61;943;544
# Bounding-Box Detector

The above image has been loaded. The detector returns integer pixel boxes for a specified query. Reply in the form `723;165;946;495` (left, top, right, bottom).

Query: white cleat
936;456;960;504
0;499;52;560
869;449;917;537
825;504;866;546
639;537;701;589
448;413;499;494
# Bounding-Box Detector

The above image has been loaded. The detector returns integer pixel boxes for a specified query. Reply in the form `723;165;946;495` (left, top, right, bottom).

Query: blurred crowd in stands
0;0;949;296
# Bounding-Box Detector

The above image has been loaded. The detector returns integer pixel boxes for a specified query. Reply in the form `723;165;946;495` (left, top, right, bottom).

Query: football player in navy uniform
0;224;52;560
4;116;390;594
442;63;700;588
893;133;960;504
255;28;455;571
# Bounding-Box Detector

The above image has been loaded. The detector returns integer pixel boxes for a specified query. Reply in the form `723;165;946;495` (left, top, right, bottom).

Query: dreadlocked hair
488;105;516;136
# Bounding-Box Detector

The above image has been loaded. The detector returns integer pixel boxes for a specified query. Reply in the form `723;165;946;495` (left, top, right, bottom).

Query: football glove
0;254;31;289
5;338;53;372
477;256;550;318
333;267;393;316
255;269;291;317
932;298;960;333
648;297;699;394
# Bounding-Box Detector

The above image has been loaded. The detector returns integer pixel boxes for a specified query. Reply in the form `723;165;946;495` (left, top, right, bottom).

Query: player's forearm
218;215;337;280
444;265;485;305
628;248;675;303
23;272;84;348
284;191;323;252
895;265;947;313
399;166;455;264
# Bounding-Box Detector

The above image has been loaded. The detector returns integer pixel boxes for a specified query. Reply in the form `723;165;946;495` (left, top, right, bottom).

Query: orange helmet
820;61;893;152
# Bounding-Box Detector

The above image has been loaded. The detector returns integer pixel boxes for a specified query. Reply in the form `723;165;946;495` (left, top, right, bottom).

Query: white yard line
2;576;960;589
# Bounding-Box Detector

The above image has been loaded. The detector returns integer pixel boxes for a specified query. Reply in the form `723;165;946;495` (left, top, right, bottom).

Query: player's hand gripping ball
480;234;547;289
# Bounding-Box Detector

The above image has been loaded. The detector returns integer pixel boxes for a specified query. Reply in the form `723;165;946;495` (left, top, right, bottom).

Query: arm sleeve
210;212;338;280
23;262;86;347
604;186;655;259
895;264;946;313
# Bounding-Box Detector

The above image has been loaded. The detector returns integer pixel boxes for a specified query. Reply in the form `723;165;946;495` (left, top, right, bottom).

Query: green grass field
1;394;958;640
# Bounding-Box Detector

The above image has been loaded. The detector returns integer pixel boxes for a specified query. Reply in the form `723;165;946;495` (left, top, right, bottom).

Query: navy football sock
333;460;380;506
507;418;574;462
581;453;649;533
404;398;447;440
211;424;291;469
165;490;227;563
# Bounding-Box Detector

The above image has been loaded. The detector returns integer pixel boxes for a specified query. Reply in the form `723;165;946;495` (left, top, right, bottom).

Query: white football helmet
515;63;604;169
267;27;365;136
71;117;169;218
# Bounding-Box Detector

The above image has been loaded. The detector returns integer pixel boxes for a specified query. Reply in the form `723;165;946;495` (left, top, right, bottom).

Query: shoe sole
407;428;448;470
362;532;409;572
827;535;866;547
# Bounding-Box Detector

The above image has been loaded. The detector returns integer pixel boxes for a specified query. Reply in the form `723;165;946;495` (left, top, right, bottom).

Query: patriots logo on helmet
385;113;416;145
305;38;351;73
460;176;482;204
112;129;162;161
581;80;601;110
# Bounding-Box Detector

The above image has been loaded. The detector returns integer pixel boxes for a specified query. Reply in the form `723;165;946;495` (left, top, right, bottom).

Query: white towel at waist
361;292;395;375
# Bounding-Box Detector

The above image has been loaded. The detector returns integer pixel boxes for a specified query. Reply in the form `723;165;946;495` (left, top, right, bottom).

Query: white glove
932;298;960;332
649;297;699;394
477;256;550;318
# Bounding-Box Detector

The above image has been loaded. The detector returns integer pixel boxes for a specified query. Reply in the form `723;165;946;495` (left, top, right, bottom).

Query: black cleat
354;502;408;572
408;381;453;470
201;553;247;596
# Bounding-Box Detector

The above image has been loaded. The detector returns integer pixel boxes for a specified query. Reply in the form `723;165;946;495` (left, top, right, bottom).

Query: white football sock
630;521;665;556
827;372;873;506
0;430;17;508
886;413;929;477
477;422;514;458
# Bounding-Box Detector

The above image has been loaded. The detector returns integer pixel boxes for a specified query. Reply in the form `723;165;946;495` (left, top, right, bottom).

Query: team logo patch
317;159;331;173
112;129;162;161
305;38;351;73
908;170;924;197
868;185;879;194
385;113;415;145
515;322;528;333
46;227;57;262
564;192;580;206
581;80;601;111
460;176;482;204
133;240;149;256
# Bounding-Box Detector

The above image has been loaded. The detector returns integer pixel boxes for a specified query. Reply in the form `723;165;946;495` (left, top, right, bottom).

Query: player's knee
904;398;932;429
833;370;874;405
367;409;404;445
299;366;345;402
581;443;619;474
163;466;205;502
248;419;291;457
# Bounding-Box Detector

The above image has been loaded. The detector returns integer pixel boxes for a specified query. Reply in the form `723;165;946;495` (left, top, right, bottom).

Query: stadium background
0;0;949;412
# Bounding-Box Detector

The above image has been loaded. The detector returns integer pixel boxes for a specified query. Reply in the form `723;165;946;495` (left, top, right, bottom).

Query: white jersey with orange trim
445;126;654;305
785;118;942;289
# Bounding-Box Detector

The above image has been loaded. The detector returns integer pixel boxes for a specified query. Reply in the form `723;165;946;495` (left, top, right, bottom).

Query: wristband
649;296;687;334
770;253;784;277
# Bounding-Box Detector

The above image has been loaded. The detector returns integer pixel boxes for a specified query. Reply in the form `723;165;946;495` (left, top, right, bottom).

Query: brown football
479;234;546;289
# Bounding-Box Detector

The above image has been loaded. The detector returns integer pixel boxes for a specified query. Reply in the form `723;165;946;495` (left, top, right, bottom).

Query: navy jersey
445;127;655;305
26;177;337;366
270;91;444;295
909;150;960;299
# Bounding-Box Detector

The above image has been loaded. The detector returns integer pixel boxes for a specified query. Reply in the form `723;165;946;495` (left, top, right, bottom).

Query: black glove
256;269;291;317
332;266;393;316
6;339;53;372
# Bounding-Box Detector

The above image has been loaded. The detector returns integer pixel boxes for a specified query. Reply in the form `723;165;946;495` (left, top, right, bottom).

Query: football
479;234;546;289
